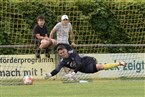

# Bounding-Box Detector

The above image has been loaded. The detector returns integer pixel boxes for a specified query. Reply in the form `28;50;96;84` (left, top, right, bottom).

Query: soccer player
44;45;127;79
33;15;56;58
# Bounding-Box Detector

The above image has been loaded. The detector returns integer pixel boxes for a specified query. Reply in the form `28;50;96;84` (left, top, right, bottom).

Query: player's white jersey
54;22;72;44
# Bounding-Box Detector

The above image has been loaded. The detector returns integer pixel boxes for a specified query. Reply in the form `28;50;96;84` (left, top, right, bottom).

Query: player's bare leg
50;39;57;47
35;39;52;58
96;61;127;71
39;39;52;49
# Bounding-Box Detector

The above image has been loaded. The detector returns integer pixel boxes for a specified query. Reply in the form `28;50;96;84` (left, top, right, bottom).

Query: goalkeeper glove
44;73;52;80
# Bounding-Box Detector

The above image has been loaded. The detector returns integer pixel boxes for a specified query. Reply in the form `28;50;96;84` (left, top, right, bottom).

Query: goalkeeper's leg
96;61;127;71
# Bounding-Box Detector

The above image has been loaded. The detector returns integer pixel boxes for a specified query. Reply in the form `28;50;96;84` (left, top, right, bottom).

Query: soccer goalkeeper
44;45;127;79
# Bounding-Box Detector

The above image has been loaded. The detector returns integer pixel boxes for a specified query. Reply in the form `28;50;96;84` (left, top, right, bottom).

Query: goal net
0;0;145;84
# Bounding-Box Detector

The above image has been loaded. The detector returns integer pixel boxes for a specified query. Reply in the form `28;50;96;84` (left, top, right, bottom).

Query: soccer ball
23;75;33;85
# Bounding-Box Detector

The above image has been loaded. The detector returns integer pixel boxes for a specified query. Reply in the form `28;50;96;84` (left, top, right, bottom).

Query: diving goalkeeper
44;45;127;79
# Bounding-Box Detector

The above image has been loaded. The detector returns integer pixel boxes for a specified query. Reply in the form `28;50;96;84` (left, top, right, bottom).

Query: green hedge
0;0;145;54
77;0;145;53
77;1;130;53
0;1;57;54
16;2;57;30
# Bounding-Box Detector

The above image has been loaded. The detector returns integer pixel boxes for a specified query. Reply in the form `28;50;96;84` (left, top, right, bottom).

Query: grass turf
0;80;144;97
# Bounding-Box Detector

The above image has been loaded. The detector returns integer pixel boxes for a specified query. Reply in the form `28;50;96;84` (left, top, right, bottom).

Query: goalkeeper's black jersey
50;51;97;76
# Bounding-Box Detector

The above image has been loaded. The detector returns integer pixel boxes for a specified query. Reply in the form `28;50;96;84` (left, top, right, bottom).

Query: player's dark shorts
80;57;98;73
56;43;72;51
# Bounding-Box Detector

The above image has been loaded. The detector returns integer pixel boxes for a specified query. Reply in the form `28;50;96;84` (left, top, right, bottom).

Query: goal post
0;0;145;84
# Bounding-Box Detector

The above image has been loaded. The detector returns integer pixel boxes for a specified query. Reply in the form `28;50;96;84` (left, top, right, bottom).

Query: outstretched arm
44;62;63;79
50;63;63;76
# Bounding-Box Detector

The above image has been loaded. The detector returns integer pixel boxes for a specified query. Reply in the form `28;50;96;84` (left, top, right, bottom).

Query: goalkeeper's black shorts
79;57;98;73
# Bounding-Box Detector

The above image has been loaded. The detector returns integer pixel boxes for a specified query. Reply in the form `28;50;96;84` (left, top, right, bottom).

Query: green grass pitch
0;80;144;97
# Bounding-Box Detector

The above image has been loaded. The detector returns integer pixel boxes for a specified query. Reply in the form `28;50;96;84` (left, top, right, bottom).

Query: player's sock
45;48;50;58
103;63;119;70
37;49;40;53
35;48;41;58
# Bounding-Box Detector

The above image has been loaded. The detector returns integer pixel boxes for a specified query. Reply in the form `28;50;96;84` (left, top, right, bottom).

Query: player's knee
96;64;104;71
45;41;50;45
39;42;47;49
41;40;51;45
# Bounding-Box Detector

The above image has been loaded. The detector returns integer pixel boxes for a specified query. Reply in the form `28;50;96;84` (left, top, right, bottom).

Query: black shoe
45;48;50;58
35;48;41;58
45;53;50;58
35;52;41;58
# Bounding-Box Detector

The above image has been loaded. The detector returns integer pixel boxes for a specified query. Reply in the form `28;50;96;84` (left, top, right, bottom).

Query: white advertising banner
0;54;56;79
0;53;144;79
